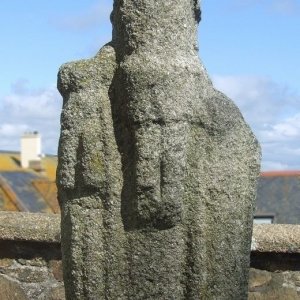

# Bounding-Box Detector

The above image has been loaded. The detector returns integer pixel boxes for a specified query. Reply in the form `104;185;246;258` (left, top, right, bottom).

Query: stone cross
57;1;261;299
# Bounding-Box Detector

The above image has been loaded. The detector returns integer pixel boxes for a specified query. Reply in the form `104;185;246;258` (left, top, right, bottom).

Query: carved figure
57;1;260;299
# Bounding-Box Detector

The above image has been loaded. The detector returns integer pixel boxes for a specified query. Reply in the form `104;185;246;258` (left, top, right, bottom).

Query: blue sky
0;0;299;171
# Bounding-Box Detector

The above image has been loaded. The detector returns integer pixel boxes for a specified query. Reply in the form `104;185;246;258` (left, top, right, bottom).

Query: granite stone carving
57;1;261;299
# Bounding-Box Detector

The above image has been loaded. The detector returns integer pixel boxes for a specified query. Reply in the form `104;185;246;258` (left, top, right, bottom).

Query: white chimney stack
21;131;41;168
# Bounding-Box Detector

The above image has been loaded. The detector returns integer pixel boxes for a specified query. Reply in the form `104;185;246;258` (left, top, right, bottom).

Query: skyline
0;0;299;171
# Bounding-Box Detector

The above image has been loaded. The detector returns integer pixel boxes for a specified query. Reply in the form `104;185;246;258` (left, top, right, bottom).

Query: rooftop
0;151;58;213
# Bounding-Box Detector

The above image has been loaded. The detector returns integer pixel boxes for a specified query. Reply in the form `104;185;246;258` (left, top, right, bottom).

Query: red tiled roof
261;170;300;177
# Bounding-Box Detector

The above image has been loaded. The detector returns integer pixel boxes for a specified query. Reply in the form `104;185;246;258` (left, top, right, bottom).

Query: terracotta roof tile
261;170;300;177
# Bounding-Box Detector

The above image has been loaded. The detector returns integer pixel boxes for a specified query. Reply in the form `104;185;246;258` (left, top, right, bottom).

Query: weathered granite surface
57;1;261;299
0;212;60;242
252;225;300;253
0;275;28;300
248;268;300;299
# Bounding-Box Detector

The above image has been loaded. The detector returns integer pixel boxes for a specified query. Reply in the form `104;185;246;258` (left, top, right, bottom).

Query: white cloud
271;0;300;15
4;86;60;119
50;1;112;57
261;114;300;142
229;0;300;15
0;123;29;137
262;160;289;171
212;75;299;126
53;2;112;31
0;81;61;154
212;75;300;171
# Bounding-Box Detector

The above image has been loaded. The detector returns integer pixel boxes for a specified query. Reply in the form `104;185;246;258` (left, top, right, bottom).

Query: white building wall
21;132;41;168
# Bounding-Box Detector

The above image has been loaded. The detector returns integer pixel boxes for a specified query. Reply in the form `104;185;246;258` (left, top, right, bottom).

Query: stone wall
0;213;63;300
249;225;300;299
0;212;299;299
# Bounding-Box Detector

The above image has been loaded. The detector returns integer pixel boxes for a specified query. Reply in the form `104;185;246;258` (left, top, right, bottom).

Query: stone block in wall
0;275;28;300
0;232;63;299
0;258;13;268
49;260;63;282
3;265;49;283
46;285;66;300
17;257;47;267
249;268;300;299
0;254;65;299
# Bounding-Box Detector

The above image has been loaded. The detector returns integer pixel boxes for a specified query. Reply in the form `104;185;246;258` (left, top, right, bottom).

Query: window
254;214;275;224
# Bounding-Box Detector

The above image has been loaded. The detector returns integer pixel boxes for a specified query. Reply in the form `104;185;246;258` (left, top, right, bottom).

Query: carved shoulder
203;89;250;136
57;43;116;96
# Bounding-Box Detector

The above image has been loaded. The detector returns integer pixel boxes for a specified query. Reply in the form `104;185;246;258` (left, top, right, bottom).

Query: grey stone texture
57;1;260;299
0;212;60;243
0;239;64;300
0;275;28;300
248;268;300;299
252;224;300;253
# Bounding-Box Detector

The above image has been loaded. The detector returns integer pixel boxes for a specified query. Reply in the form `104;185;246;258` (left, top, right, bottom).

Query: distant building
254;171;300;224
20;131;42;169
0;133;58;213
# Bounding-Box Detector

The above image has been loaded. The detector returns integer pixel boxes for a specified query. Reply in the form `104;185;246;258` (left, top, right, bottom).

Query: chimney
21;131;42;168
